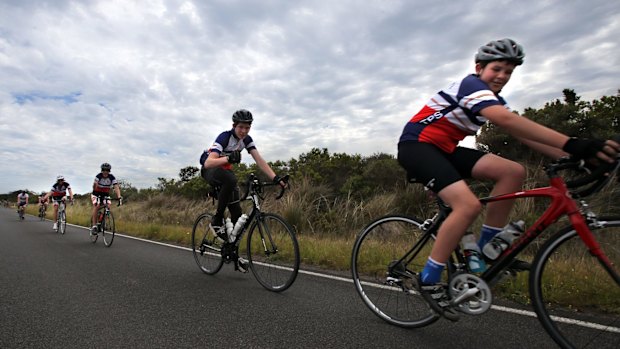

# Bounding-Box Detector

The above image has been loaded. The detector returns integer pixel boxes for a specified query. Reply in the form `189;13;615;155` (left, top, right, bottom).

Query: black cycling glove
273;174;283;184
562;138;606;160
227;150;241;164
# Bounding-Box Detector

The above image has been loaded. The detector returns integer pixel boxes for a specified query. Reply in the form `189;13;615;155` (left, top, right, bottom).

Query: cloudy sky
1;0;619;195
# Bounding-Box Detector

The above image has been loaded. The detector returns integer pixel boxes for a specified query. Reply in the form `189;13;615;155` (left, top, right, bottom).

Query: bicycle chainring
220;243;238;263
448;273;492;315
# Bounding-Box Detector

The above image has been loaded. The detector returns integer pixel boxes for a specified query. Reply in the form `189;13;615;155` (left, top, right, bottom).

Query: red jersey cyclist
91;163;122;235
43;175;74;231
397;38;619;320
200;109;287;272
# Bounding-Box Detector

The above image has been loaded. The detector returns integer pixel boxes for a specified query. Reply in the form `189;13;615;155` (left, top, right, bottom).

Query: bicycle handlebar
547;156;619;198
241;173;290;200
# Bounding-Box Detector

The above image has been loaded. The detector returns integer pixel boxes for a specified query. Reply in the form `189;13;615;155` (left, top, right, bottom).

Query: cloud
1;0;619;194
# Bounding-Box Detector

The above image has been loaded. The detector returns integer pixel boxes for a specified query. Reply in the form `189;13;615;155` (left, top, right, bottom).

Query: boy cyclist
43;176;74;231
397;38;619;320
200;109;287;272
91;163;122;235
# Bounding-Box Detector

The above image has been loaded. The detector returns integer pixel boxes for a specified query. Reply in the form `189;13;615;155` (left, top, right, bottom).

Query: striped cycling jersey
17;193;28;203
93;173;117;194
205;129;257;170
399;74;511;153
50;182;71;198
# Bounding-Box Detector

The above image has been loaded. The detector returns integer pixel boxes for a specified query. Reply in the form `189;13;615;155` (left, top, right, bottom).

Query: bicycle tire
246;213;299;292
191;213;224;275
102;211;115;247
351;215;440;328
39;207;46;221
529;217;620;349
59;209;67;235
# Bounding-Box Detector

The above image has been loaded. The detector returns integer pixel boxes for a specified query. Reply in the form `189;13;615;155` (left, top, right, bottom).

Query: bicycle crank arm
450;287;480;306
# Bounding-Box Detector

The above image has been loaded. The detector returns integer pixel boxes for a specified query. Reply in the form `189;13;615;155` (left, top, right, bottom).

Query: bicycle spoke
191;213;223;275
351;215;439;328
530;218;620;348
246;213;299;292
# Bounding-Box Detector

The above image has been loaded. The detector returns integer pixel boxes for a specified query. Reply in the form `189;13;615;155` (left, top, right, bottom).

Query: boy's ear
475;63;483;75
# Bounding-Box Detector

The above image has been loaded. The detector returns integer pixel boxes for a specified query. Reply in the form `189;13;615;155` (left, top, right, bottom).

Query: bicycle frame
229;175;276;247
394;162;619;288
480;175;619;285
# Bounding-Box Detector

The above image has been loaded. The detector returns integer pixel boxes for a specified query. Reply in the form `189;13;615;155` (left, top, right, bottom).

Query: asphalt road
0;207;592;348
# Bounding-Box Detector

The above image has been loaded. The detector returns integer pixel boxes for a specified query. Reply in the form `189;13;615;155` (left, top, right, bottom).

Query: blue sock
420;257;445;284
478;225;502;250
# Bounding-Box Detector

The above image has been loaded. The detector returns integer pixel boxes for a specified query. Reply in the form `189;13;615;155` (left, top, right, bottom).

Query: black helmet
475;38;525;66
101;163;112;171
232;109;253;124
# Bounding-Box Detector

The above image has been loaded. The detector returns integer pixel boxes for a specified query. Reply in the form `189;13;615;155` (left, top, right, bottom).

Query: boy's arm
249;149;277;180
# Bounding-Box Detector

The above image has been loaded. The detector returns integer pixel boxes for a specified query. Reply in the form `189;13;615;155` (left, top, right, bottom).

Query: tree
179;166;199;182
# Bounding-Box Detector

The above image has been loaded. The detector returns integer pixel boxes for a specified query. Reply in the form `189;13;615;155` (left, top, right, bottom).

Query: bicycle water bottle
229;214;248;243
225;218;234;236
482;220;525;260
461;232;486;272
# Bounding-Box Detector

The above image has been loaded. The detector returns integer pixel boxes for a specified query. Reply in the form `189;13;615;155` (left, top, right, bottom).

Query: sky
1;0;619;195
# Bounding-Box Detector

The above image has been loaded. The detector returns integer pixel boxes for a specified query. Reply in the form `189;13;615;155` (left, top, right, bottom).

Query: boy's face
234;122;251;139
476;60;517;93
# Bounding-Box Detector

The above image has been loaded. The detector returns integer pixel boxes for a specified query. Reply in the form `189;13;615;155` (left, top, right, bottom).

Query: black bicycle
91;196;120;247
191;173;300;292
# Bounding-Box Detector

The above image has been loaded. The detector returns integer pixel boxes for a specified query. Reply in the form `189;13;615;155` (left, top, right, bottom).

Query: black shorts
397;141;487;193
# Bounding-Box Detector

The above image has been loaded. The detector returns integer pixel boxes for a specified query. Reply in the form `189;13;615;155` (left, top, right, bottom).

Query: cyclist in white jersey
16;191;29;219
397;38;619;319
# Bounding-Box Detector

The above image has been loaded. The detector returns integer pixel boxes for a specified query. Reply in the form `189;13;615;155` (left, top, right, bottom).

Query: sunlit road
0;207;565;348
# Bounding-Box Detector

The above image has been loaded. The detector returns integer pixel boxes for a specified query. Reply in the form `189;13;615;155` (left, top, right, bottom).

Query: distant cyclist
38;191;48;214
43;175;74;231
16;190;29;219
199;109;287;272
91;163;122;235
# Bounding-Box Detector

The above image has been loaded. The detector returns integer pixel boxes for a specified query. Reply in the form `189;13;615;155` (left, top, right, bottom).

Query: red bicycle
351;157;620;349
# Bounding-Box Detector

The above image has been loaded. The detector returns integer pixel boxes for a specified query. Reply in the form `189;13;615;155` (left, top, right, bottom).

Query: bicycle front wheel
351;215;439;328
102;211;115;247
530;217;620;349
39;207;46;220
59;210;67;235
191;213;224;275
246;213;299;292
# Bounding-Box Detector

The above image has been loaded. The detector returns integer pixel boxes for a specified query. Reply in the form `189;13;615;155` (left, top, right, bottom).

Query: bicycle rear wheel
59;209;67;235
102;211;115;247
351;215;439;328
530;217;620;349
191;213;224;275
246;213;299;292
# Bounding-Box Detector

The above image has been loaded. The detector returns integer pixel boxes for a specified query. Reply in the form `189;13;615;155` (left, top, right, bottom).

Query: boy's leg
204;168;238;225
471;154;526;246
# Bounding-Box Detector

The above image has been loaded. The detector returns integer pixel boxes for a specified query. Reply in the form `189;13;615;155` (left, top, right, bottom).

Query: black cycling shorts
397;141;487;193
